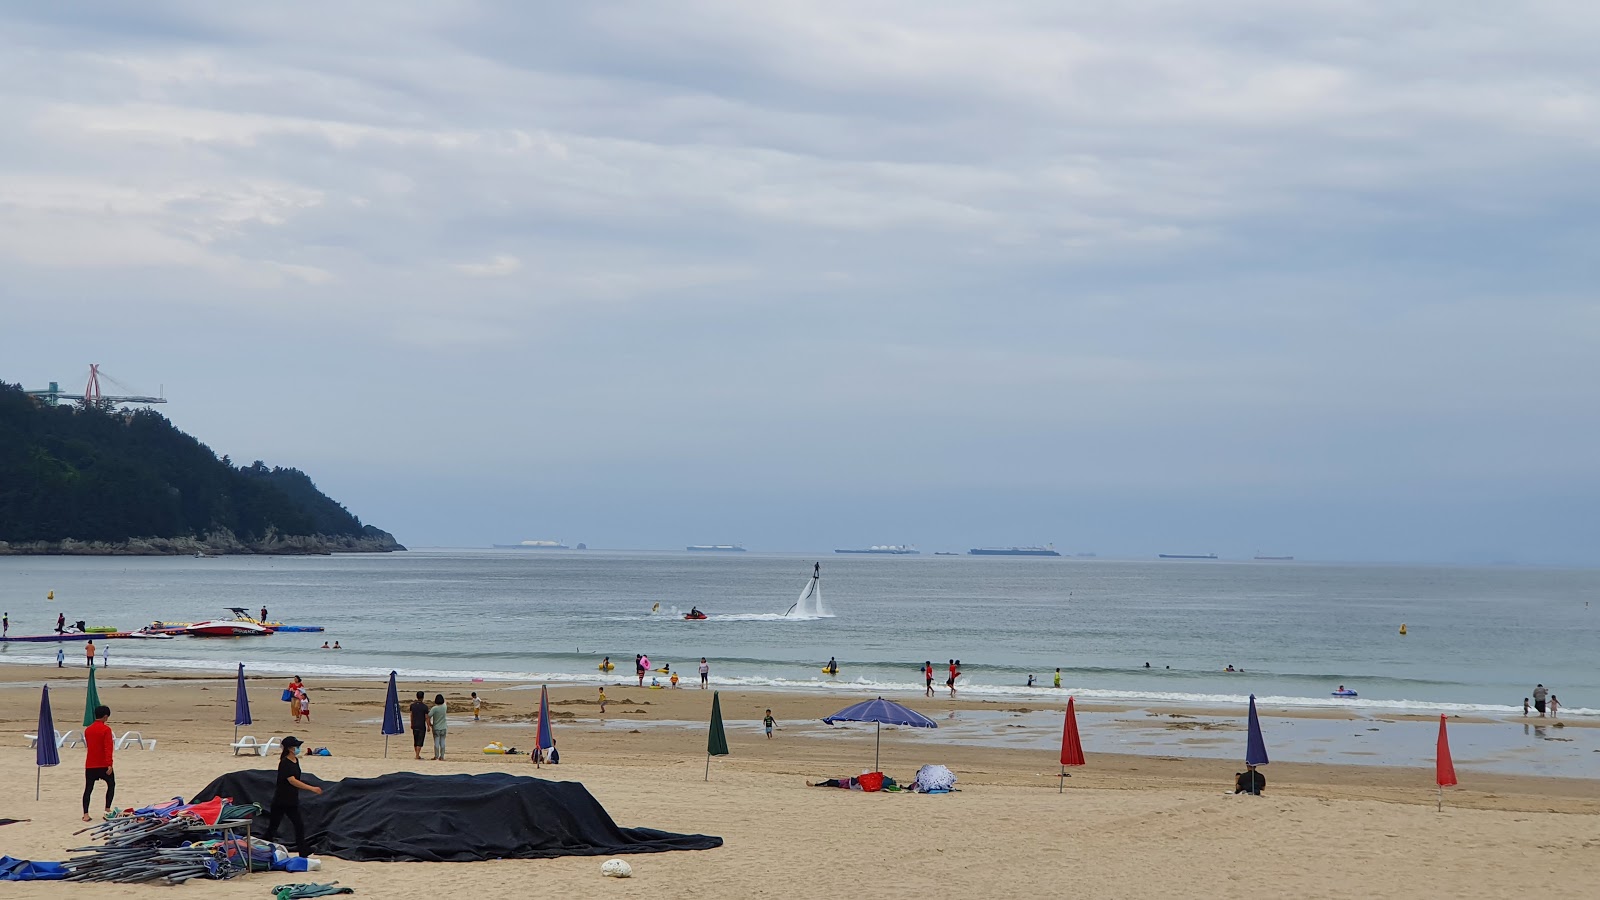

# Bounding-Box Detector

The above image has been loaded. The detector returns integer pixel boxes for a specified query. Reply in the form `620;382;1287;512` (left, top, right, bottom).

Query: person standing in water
635;654;645;687
924;661;935;698
1054;668;1061;689
1533;684;1549;717
699;657;710;689
2;612;8;637
57;646;64;668
825;657;838;675
1550;695;1561;718
85;639;96;668
947;660;960;698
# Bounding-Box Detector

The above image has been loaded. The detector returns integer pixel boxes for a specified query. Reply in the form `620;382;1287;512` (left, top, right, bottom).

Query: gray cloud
2;1;1596;562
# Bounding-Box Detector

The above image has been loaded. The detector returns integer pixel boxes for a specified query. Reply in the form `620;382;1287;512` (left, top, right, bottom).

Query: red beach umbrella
1059;696;1085;792
1435;714;1457;810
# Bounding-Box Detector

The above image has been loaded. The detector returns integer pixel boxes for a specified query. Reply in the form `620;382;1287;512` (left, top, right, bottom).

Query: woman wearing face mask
266;736;323;858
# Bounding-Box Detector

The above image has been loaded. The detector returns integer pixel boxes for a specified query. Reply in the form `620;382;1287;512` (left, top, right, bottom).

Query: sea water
2;550;1596;720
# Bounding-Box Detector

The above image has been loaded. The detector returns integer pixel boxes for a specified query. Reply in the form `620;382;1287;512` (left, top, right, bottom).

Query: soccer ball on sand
600;858;633;878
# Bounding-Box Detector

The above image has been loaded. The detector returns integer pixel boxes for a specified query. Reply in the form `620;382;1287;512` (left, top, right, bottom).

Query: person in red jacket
83;705;114;821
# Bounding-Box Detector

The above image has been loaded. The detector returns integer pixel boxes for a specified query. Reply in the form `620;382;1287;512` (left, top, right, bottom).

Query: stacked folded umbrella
63;797;268;884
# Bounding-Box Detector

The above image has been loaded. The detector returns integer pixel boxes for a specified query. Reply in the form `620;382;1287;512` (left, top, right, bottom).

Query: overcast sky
3;2;1597;563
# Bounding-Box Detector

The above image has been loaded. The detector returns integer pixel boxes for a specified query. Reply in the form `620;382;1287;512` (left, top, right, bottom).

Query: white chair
24;729;81;749
230;735;263;756
116;731;156;751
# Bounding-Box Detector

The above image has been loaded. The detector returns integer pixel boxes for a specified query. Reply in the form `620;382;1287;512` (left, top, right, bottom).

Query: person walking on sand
947;659;959;698
636;654;645;687
82;705;115;822
924;661;935;698
1533;684;1549;717
265;736;322;859
764;709;776;739
428;694;448;760
598;687;607;714
471;691;481;721
409;691;429;761
286;676;302;719
85;639;95;668
297;690;311;723
699;657;709;689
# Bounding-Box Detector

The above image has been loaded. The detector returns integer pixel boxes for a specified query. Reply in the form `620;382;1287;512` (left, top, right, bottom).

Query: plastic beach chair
230;735;262;756
115;731;156;751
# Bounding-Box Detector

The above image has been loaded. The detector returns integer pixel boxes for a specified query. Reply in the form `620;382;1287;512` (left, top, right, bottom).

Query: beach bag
856;772;884;792
281;689;294;701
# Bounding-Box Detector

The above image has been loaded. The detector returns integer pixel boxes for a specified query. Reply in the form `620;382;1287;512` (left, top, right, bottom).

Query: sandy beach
4;663;1599;898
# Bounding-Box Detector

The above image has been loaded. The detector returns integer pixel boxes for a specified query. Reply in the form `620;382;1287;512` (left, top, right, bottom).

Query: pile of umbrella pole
63;801;267;884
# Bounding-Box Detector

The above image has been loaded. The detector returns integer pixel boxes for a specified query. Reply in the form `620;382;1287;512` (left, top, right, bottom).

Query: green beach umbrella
705;691;729;781
82;662;101;728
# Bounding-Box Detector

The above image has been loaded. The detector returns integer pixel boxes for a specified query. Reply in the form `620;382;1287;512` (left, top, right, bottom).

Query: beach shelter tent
82;662;101;728
1435;714;1457;811
1240;693;1269;794
1059;696;1086;792
381;671;404;758
234;663;253;742
706;692;729;781
36;685;59;800
534;685;555;768
822;696;937;773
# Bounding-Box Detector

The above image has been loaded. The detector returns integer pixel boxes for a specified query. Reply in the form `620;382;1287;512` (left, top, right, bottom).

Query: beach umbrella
380;671;404;758
36;685;59;800
705;691;729;781
822;696;937;773
1242;693;1269;794
1435;714;1457;811
233;663;252;742
1059;696;1086;792
534;685;555;768
82;662;101;728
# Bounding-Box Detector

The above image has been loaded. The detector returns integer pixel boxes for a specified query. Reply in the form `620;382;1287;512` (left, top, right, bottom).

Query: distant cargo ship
687;544;746;552
835;545;919;555
1159;553;1218;559
492;540;569;549
969;546;1061;557
1253;555;1294;561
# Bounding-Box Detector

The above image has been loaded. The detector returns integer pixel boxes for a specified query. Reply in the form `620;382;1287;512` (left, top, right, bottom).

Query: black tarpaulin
192;771;722;862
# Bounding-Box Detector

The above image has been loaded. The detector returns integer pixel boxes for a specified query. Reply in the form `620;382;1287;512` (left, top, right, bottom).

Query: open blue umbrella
822;696;937;773
36;684;59;800
534;685;554;767
233;663;252;741
381;671;404;758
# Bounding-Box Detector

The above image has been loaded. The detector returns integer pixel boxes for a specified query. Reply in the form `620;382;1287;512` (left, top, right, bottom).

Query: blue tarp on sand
1;855;69;881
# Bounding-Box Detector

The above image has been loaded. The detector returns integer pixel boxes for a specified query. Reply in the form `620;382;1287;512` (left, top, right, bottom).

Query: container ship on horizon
687;544;746;552
1159;553;1218;559
968;545;1061;557
835;545;919;555
492;540;569;549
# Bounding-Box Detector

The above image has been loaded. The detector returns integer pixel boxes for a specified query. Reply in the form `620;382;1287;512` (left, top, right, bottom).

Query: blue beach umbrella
234;663;252;741
1243;693;1270;794
822;696;937;773
36;684;60;800
534;685;554;767
381;671;404;758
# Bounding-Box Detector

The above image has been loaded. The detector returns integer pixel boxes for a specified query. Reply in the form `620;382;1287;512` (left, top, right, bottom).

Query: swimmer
1054;667;1061;688
1027;674;1036;687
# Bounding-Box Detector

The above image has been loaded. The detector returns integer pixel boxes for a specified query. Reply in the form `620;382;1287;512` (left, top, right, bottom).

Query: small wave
706;613;836;622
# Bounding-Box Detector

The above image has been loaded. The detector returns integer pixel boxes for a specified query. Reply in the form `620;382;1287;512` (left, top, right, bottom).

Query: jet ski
684;608;708;620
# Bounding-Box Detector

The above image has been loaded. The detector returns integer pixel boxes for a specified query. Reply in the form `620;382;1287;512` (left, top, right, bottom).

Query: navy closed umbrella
822;696;937;773
534;685;554;767
1242;693;1269;794
37;684;60;800
381;671;404;757
234;663;252;741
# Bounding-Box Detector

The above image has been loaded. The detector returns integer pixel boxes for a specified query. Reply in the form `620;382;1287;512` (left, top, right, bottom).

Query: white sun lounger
230;735;281;756
24;729;81;749
116;731;156;751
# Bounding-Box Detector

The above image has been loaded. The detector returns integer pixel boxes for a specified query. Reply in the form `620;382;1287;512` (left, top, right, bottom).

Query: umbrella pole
875;722;881;773
705;753;711;782
36;766;41;801
384;735;388;759
1437;784;1442;813
1059;765;1064;793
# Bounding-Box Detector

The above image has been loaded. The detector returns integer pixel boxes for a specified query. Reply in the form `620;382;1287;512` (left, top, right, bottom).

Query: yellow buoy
1399;623;1407;636
47;590;55;601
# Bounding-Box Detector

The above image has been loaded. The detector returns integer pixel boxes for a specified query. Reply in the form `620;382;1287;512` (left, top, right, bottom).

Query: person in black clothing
57;612;66;634
1234;765;1266;795
409;691;429;761
266;736;322;857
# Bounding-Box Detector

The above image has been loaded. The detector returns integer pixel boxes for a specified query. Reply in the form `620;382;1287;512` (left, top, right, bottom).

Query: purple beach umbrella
36;684;60;800
534;685;554;767
381;671;404;758
822;696;937;773
234;663;252;741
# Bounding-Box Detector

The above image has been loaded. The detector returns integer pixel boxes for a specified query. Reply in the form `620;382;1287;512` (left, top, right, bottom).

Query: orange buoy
1399;623;1408;636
